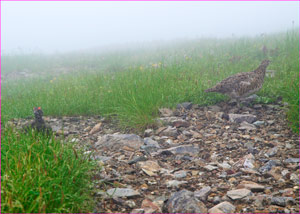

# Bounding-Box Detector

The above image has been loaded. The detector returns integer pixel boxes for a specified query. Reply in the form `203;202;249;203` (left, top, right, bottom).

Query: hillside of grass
1;29;299;212
2;29;299;132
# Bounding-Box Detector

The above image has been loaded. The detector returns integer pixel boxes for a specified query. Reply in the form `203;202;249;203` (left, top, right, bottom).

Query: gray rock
125;200;136;208
143;138;160;148
253;120;265;126
242;94;259;103
176;102;193;110
237;181;265;192
285;143;293;149
259;160;279;173
271;197;296;207
284;158;299;163
106;188;140;198
166;180;188;188
238;121;256;130
93;155;112;162
128;156;147;165
194;186;211;201
162;145;200;156
209;105;222;112
227;189;252;200
218;161;231;169
51;124;62;132
213;196;221;204
144;129;154;137
159;108;173;117
174;170;187;179
131;208;145;213
172;120;190;128
96;134;144;150
228;113;257;123
160;126;178;137
163;190;207;213
290;173;299;184
266;146;278;157
208;201;236;213
204;165;218;171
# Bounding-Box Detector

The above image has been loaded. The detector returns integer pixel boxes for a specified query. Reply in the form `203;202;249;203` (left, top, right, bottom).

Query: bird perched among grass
24;107;52;135
205;59;270;106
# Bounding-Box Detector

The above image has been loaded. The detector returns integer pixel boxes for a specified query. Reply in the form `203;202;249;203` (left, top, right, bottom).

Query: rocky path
10;99;299;213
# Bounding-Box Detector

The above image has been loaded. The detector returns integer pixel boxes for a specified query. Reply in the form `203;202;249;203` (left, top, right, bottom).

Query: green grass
2;29;299;131
1;28;299;212
1;128;98;213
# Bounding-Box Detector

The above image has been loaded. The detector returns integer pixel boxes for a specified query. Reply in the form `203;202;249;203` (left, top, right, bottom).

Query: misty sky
1;1;299;54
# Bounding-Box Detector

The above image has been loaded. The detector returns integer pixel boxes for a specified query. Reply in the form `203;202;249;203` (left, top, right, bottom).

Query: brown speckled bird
205;59;270;106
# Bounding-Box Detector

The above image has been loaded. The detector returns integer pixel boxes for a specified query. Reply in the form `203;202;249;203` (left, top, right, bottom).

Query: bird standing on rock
205;59;270;106
24;107;52;135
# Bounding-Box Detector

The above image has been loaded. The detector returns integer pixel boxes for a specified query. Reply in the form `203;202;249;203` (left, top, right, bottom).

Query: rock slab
163;189;207;213
208;201;236;213
96;134;144;150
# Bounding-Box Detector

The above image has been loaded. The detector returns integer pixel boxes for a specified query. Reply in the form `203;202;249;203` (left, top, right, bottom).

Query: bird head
261;59;270;67
33;107;43;118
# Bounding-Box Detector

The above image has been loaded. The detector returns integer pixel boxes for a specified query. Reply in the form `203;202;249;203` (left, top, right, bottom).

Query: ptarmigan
24;107;52;135
205;59;270;106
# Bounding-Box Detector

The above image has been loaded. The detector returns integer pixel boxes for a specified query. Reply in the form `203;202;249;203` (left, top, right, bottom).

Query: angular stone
227;188;252;200
172;120;190;128
162;145;200;156
93;155;112;163
131;208;144;213
208;105;222;112
96;134;144;150
159;108;173;117
237;181;265;192
106;188;140;198
284;158;299;163
238;121;256;130
141;198;161;213
271;197;296;207
125;200;136;208
239;153;255;169
194;186;211;201
176;102;193;110
138;160;160;176
174;170;187;179
218;161;231;169
144;129;154;137
259;160;279;173
242;94;259;103
253;120;265;126
208;201;236;213
228;113;257;123
160;126;178;137
204;165;218;171
155;126;167;135
163;190;207;213
266;146;278;157
128;156;147;165
89;122;102;135
166;180;188;188
143;138;160;148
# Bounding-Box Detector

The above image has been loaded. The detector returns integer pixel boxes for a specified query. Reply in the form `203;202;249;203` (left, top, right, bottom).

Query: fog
1;1;299;54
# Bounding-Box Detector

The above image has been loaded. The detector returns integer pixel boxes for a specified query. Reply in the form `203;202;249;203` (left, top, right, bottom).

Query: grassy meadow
1;28;299;212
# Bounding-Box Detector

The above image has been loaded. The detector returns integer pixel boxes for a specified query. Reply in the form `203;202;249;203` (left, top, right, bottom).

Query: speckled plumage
205;60;270;101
